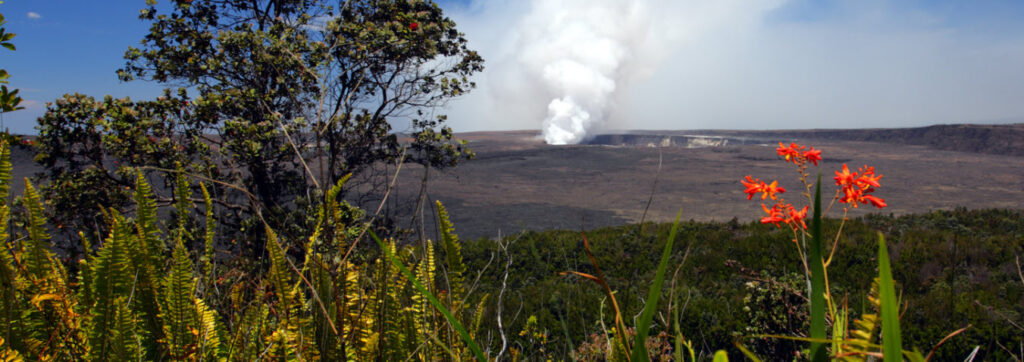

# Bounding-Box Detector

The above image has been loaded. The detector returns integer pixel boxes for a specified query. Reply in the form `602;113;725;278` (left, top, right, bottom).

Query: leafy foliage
35;0;481;254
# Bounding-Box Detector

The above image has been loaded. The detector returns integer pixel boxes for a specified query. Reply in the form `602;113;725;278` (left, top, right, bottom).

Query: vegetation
0;3;23;121
34;0;480;249
3;1;1022;360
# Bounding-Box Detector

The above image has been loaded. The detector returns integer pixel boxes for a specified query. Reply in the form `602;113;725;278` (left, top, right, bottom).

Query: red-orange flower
741;176;786;200
776;142;802;162
803;148;822;166
786;205;809;230
741;176;762;200
410;22;419;30
863;195;887;208
834;164;886;209
760;203;807;230
760;203;785;226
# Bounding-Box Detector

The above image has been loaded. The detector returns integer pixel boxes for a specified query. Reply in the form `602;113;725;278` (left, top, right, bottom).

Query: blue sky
3;1;1024;134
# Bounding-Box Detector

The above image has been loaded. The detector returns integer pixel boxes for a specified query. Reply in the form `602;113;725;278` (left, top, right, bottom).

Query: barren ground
380;125;1024;240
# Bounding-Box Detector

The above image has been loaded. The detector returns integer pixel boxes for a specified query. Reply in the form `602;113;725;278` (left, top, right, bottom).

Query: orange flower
762;180;785;200
834;164;886;209
863;195;887;208
776;142;801;162
761;203;807;230
760;203;786;226
741;176;785;200
786;205;808;230
741;176;762;200
803;148;822;166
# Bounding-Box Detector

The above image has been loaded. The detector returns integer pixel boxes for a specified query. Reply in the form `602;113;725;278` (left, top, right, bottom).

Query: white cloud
26;12;41;20
441;1;1024;135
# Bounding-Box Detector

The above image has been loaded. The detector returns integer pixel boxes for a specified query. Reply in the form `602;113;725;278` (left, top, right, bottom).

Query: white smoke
516;0;655;145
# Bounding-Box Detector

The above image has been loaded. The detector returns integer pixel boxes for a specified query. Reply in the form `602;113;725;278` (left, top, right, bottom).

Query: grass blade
630;210;683;362
877;232;903;360
809;174;827;361
370;231;486;361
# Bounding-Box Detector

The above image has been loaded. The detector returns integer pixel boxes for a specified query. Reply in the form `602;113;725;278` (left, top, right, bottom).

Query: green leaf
369;231;486;361
808;174;827;362
877;232;903;360
713;350;729;362
630;210;682;362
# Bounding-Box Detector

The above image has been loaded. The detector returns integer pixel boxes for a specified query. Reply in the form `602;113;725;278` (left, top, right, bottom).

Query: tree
0;4;24;127
36;0;482;247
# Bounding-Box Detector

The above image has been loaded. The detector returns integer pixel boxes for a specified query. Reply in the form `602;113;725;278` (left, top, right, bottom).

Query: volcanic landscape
375;123;1024;240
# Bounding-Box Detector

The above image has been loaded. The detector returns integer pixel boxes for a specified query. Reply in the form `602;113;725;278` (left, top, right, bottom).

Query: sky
2;1;1024;136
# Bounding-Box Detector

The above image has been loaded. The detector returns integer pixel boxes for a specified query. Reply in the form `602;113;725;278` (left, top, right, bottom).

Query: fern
20;181;55;282
0;335;23;362
414;239;438;360
194;297;226;360
162;238;198;359
0;139;10;202
86;213;134;361
264;227;317;360
838;278;882;360
436;201;466;309
127;172;168;356
109;296;142;361
199;183;216;285
0;140;17;350
133;171;164;268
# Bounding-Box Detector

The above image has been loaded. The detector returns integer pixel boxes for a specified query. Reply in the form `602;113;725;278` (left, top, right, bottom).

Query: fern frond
227;301;267;361
0;139;11;202
470;293;489;341
109;296;142;361
20;180;55;282
133;171;164;265
162;238;198;359
194;297;227;361
436;201;466;307
0;335;23;362
264;227;317;360
86;213;134;360
199;183;216;284
839;278;882;361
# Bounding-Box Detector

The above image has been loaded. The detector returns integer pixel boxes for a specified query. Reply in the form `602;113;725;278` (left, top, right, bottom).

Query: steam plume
517;0;654;144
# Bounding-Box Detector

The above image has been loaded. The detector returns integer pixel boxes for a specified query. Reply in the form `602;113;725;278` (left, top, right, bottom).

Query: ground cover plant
1;2;1022;361
0;133;1021;360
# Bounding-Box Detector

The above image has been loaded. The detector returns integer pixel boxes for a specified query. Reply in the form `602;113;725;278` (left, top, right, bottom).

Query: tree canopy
35;0;483;247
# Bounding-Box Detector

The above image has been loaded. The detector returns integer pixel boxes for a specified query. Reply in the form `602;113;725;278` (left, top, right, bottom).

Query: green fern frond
0;139;11;202
21;181;58;286
87;213;134;361
265;227;295;322
109;296;142;361
162;238;198;359
199;183;216;283
839;278;881;361
436;201;466;308
264;227;318;360
470;293;489;341
194;297;226;361
133;171;165;265
227;302;267;361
